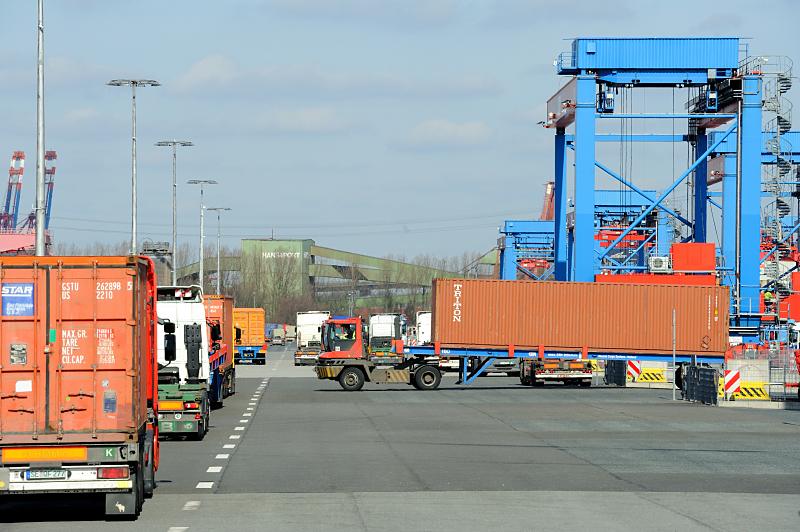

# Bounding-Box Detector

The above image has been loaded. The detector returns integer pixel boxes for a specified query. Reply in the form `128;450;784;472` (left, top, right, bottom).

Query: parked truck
156;286;214;440
233;307;267;365
294;310;331;366
203;294;237;399
367;313;407;365
0;256;162;517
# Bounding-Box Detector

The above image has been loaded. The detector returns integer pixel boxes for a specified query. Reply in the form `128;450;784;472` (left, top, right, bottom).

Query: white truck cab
156;286;211;385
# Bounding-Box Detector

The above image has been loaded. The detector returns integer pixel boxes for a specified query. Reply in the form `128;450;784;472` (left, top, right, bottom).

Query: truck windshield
325;323;357;351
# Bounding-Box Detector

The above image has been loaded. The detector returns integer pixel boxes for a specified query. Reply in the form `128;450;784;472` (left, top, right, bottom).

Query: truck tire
339;367;365;391
228;369;236;396
413;365;442;391
212;377;224;409
520;372;532;386
135;462;145;516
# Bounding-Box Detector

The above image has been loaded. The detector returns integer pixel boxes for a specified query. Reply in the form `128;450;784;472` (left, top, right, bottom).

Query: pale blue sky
0;0;797;258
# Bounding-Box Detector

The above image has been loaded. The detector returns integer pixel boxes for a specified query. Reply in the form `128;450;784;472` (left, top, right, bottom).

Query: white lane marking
229;435;241;440
235;426;245;431
248;402;256;406
223;444;236;449
246;407;254;411
215;454;230;459
182;501;201;511
206;466;223;473
195;482;214;489
168;527;190;532
243;412;252;416
239;419;249;423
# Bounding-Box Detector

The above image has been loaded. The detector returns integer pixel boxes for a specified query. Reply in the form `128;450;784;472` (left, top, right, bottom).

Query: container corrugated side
432;279;729;355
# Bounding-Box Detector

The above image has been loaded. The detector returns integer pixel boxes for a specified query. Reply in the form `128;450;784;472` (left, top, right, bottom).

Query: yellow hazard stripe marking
718;380;769;400
637;369;666;383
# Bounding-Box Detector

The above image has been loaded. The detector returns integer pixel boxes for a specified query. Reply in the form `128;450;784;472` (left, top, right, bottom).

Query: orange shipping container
432;279;729;356
233;307;265;346
0;256;159;442
204;295;234;350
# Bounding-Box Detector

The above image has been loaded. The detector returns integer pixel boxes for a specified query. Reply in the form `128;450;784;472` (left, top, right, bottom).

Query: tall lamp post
207;207;231;294
155;139;193;284
107;78;160;254
187;180;217;292
34;0;46;255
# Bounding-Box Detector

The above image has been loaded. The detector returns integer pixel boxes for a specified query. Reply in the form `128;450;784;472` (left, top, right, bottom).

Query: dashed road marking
229;435;241;440
235;426;245;431
182;501;201;511
223;444;236;449
243;412;252;416
239;419;249;423
246;407;254;411
215;454;230;459
168;527;189;532
207;466;223;473
195;482;214;489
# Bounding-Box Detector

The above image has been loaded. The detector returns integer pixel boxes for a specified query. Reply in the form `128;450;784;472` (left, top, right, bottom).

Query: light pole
34;0;46;255
156;139;193;284
107;78;160;254
187;180;217;292
207;207;231;294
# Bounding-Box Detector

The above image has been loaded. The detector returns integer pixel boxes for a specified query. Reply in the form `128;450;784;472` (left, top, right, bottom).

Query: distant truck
234;307;267;365
295;311;331;365
416;311;432;344
0;256;162;517
285;324;297;343
270;327;286;346
367;313;407;365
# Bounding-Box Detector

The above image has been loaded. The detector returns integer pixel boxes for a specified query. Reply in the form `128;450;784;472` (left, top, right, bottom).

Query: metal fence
725;345;799;401
682;365;718;405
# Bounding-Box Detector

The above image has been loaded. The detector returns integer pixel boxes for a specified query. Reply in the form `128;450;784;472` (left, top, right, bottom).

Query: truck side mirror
164;330;177;362
210;323;222;342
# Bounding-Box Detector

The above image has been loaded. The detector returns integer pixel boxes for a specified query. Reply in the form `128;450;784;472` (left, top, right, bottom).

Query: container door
51;266;138;437
0;267;47;438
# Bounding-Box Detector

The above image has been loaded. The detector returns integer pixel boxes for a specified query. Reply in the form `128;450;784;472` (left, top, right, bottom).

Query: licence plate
26;469;69;481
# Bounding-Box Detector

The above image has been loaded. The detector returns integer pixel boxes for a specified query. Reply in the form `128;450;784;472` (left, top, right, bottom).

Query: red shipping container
671;242;716;272
432;279;729;356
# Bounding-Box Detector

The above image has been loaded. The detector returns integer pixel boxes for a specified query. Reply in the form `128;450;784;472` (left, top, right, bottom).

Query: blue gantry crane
542;37;792;339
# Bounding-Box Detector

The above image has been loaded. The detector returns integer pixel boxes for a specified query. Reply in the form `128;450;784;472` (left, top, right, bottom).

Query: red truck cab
319;317;364;359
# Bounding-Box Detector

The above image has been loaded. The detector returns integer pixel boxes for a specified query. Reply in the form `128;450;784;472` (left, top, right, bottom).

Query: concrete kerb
719;400;800;410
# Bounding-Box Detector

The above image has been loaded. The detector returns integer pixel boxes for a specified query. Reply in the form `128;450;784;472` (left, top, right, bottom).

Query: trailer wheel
413;365;442;391
339;367;366;391
520;372;532;386
580;379;592;387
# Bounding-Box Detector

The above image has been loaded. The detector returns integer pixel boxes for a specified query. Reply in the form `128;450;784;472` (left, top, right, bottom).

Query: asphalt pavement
2;344;800;531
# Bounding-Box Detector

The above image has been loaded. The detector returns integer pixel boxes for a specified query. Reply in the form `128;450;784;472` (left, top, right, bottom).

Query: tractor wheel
339;367;366;391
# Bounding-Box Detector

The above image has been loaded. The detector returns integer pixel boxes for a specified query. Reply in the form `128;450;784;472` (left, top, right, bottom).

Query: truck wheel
520;373;532;386
413;365;442;391
212;379;224;409
580;379;592;387
339;367;365;391
228;369;236;396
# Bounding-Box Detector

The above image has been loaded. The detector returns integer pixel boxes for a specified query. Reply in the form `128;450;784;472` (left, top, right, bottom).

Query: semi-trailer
233;307;267;365
203;294;237;400
156;286;213;439
315;279;730;391
0;256;163;517
294;310;330;366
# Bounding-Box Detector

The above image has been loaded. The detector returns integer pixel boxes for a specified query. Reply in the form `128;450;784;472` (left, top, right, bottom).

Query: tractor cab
320;317;365;359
